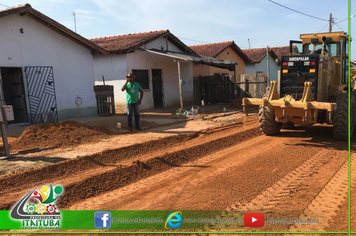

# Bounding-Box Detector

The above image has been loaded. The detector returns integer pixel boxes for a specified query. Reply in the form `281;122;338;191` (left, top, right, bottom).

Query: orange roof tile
189;41;233;57
271;46;290;60
89;30;168;53
0;3;29;13
242;47;278;63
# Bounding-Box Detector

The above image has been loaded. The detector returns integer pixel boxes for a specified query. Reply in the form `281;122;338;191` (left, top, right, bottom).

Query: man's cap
126;73;136;78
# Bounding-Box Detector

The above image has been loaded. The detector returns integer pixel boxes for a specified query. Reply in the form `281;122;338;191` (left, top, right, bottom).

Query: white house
90;30;199;112
0;4;107;124
90;30;236;112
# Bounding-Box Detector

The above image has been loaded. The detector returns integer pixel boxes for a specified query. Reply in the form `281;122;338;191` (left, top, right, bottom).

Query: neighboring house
242;47;279;82
0;4;107;124
270;46;290;83
270;46;290;65
90;30;235;111
189;41;251;77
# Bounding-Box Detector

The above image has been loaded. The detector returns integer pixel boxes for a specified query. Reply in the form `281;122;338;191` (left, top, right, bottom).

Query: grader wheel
333;93;354;140
282;122;295;129
258;104;282;135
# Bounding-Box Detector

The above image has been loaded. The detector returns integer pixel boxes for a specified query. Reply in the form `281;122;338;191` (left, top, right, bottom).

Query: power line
177;37;210;44
318;22;330;33
334;23;355;41
0;3;10;8
267;0;328;21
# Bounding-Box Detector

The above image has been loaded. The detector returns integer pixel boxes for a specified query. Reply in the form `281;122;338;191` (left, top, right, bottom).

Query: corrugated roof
0;3;107;54
144;49;237;71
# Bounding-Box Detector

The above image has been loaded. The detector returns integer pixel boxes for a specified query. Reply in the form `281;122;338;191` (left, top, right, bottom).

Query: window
303;42;340;57
132;69;149;89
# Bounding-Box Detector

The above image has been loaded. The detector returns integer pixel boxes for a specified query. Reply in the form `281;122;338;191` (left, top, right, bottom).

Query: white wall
142;36;182;52
0;14;97;120
93;41;194;112
93;54;128;113
127;51;193;109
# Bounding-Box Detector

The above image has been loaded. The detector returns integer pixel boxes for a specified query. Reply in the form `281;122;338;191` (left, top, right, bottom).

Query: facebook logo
94;211;111;229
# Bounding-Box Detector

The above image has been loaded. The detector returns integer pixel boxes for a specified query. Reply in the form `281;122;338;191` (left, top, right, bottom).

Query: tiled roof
89;30;168;53
242;48;277;63
271;46;290;60
0;3;28;13
189;41;233;57
0;3;107;54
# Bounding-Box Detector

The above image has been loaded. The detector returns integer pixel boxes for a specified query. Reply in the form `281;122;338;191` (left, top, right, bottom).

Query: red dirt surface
9;121;110;151
0;121;260;210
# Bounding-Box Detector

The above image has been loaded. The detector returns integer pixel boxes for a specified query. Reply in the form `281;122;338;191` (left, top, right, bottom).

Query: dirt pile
10;120;109;151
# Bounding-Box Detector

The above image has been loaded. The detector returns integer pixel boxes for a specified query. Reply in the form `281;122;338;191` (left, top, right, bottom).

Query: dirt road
0;115;351;233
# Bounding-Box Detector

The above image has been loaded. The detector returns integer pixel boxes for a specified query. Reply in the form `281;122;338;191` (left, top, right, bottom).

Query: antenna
72;11;77;33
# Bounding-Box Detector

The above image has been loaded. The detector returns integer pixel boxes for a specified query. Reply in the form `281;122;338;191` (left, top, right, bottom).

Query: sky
0;0;354;60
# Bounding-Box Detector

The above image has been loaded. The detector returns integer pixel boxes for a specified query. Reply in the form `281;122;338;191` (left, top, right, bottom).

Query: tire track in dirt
0;124;261;210
57;127;260;208
70;134;273;210
289;154;355;232
0;119;257;193
0;122;252;204
229;148;334;211
0;121;250;193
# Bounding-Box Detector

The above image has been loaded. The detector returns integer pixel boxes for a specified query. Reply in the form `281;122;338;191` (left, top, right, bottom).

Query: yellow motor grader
242;31;353;140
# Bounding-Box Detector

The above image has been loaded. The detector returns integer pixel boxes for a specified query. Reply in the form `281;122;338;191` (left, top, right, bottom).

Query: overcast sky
1;0;354;60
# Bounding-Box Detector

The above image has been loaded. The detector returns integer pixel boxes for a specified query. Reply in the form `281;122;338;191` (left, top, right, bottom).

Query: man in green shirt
121;73;144;131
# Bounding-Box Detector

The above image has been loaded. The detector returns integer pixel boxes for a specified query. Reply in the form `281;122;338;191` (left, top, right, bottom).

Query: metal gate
24;66;58;124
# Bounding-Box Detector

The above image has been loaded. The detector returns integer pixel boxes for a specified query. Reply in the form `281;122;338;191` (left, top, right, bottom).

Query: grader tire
282;121;295;130
258;105;282;136
333;93;354;140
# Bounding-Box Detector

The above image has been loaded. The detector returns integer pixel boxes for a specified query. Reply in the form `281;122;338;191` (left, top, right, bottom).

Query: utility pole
329;13;333;32
248;39;251;49
72;11;77;33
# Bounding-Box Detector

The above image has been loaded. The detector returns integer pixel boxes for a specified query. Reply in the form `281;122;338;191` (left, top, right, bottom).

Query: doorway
152;69;163;108
0;67;28;123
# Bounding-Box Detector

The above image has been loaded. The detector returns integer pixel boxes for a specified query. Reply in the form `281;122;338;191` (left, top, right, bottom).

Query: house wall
144;37;182;52
126;51;193;109
193;64;210;77
192;46;246;77
94;50;194;112
0;14;97;121
245;64;256;74
93;54;128;113
255;54;279;83
212;47;246;76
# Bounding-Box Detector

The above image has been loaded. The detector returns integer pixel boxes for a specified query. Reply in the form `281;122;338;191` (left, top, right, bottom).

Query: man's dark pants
126;103;140;129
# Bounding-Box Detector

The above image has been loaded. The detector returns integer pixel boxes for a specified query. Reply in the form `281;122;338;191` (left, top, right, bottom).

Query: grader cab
242;31;352;140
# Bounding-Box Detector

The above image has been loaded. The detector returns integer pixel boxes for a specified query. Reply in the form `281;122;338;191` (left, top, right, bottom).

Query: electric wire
334;23;354;41
268;0;329;21
0;3;10;8
318;22;330;33
177;37;210;44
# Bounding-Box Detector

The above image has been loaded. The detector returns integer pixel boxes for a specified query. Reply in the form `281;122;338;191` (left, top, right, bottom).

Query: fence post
244;77;249;96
